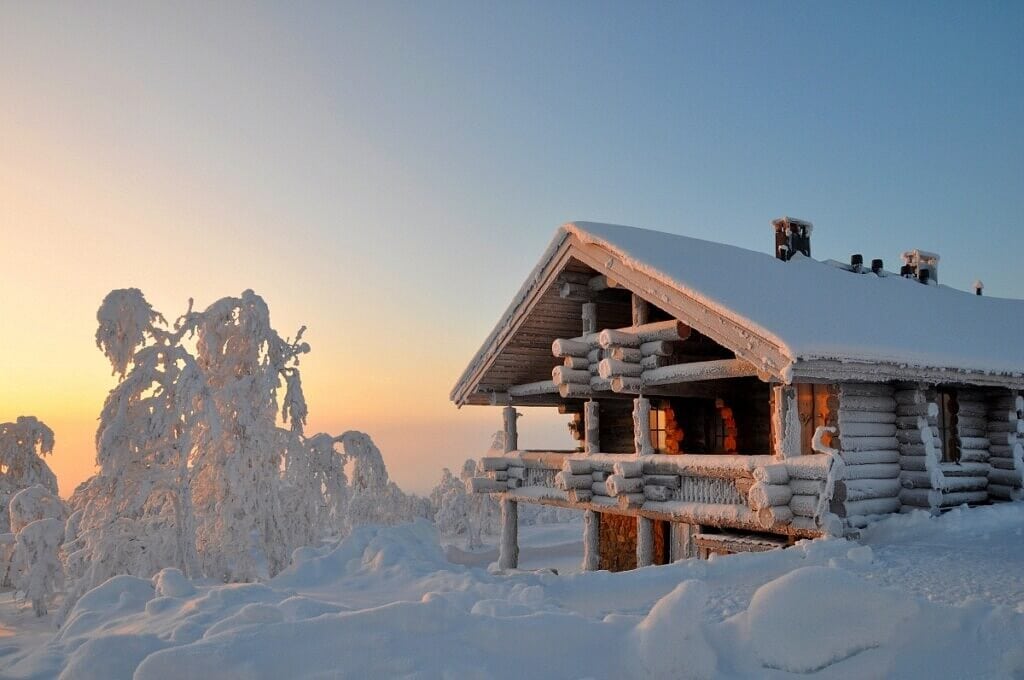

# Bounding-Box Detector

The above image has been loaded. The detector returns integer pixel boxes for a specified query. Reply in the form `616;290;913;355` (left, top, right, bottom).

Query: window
936;388;960;463
649;406;668;453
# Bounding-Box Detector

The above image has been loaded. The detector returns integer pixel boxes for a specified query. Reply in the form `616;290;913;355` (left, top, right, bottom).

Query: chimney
974;280;984;296
772;217;813;261
871;258;884;274
901;249;940;285
850;254;864;272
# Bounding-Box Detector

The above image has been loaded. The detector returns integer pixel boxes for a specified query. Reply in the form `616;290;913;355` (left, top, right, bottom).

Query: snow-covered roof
571;221;1024;376
452;221;1024;405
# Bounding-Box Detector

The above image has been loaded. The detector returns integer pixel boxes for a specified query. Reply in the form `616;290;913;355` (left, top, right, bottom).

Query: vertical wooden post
498;498;519;570
633;397;654;456
670;522;697;561
582;509;600;571
637;516;654;567
631;293;649;327
584;400;600;454
582;302;598;335
772;385;799;458
502;406;518;453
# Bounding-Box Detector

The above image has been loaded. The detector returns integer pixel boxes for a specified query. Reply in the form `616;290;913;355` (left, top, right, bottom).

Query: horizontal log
591;470;609;481
552;337;594;357
508;380;558;398
467;477;507;493
840;449;900;465
610;346;643;362
600;320;691;348
598;358;643;379
900;488;941;508
613;460;644;477
990;457;1017;470
568;489;593;503
839;383;896;397
959;436;990;450
895;390;926;405
563;458;593;475
988;468;1023;487
644;485;672;502
480;457;510;471
834;478;902;502
610;376;643;393
789;478;824;496
617;493;646;509
987;484;1023;500
552;366;592;385
957;449;989;464
838;410;898;424
559;383;593;399
837;496;901;518
643;358;758;387
789;494;819;518
836;395;897;412
747;482;792;510
643;474;680;489
563;356;590;370
942;461;989;476
843;463;900;480
640;340;673;357
555;472;595;490
758;505;794;529
606;474;643;496
936;490;989;506
841;436;900;451
591;481;609;496
640;355;670;370
839;422;897;437
753;463;790;485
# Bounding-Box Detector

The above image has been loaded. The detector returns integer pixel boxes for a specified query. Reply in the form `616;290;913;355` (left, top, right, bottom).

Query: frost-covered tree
0;416;59;532
12;517;64;616
189;290;310;581
64;290;215;616
296;433;350;537
342;431;432;529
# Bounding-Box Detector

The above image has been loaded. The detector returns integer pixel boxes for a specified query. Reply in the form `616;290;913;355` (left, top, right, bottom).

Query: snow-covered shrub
0;416;59;532
12;517;65;616
9;484;66;533
429;459;500;548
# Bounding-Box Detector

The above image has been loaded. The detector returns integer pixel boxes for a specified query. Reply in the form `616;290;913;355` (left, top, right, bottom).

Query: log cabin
452;219;1024;571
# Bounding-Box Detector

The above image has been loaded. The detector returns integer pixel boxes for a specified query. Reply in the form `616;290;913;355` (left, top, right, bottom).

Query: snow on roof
568;221;1024;378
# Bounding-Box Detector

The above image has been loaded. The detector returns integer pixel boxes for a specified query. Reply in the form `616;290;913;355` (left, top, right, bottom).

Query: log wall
834;383;901;527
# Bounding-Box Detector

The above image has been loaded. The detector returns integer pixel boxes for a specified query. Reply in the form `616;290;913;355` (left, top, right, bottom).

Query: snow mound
152;568;195;599
632;580;717;679
742;565;917;672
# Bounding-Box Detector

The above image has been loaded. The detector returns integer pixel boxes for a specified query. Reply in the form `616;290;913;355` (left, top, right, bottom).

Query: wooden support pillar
584;400;600;454
637;516;654;567
582;509;600;571
582;301;598;335
631;293;649;327
670;523;698;561
502;406;519;453
633;397;654;456
772;385;799;459
498;498;519;570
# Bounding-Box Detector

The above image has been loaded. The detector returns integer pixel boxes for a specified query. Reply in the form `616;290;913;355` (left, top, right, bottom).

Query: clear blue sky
3;2;1023;493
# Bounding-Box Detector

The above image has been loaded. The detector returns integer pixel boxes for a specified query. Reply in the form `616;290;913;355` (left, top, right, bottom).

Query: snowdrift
3;510;1024;679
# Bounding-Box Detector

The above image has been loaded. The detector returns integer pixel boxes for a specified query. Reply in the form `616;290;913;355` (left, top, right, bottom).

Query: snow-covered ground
2;506;1024;679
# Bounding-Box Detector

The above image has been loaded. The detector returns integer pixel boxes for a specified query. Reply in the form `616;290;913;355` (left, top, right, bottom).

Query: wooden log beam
498;498;519;569
637;516;654;567
582;509;600;571
642;358;758;387
508;380;558;398
598;320;690;348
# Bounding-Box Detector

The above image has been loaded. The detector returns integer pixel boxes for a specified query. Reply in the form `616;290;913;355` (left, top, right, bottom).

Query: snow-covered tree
12;517;64;616
189;290;310;581
0;416;59;532
64;290;214;616
342;431;432;529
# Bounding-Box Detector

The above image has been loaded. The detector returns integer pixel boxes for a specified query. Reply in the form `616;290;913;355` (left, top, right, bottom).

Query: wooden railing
469;451;833;539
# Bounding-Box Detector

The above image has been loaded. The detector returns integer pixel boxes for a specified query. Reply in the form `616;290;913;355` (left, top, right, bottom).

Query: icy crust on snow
5;510;1024;678
567;221;1024;377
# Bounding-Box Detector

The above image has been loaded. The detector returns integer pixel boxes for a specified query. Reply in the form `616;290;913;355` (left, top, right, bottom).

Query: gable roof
452;221;1024;405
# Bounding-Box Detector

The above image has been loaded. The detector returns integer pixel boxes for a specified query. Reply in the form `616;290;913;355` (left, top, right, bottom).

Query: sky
1;2;1023;496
